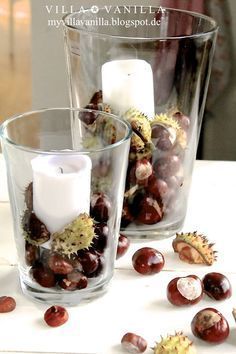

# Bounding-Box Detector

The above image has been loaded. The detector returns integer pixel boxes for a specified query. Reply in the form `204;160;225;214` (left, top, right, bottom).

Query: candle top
102;59;153;77
31;155;92;177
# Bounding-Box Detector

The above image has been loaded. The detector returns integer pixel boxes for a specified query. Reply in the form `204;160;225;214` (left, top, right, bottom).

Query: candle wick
59;167;63;174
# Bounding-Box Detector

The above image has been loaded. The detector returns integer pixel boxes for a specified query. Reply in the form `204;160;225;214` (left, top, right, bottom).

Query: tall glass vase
63;7;218;239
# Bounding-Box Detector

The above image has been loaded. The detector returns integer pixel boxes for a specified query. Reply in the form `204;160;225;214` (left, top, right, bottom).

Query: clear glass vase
0;108;131;305
63;7;218;239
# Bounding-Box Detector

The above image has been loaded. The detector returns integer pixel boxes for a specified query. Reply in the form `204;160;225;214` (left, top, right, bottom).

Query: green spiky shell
153;332;196;354
129;142;153;161
103;119;117;144
173;232;217;266
124;108;152;146
151;113;181;131
52;213;95;257
22;210;50;246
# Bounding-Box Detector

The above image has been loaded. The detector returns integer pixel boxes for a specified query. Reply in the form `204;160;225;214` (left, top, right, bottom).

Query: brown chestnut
202;272;232;301
121;201;134;227
31;263;56;288
116;234;130;259
130;159;153;186
191;307;230;343
154;156;180;179
48;253;73;275
90;193;111;222
0;296;16;313
132;247;164;275
167;275;203;306
121;332;147;353
25;242;39;266
173;111;190;131
137;195;163;224
59;271;88;291
44;305;69;327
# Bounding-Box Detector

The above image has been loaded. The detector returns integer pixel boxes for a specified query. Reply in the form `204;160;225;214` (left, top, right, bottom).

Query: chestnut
132;247;164;275
79;110;97;125
93;223;109;253
77;250;99;275
154;155;180;179
48;253;73;275
0;296;16;313
130;159;153;186
90;193;111;222
121;200;134;227
137;195;163;224
167;275;203;306
44;305;69;327
202;272;232;301
173;111;190;131
147;176;168;200
87;255;104;278
121;332;147;353
152;125;176;151
59;271;88;291
25;242;39;266
116;234;130;259
191;308;230;343
31;263;56;288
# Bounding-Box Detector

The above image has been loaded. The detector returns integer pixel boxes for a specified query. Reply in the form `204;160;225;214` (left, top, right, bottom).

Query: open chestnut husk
191;307;230;343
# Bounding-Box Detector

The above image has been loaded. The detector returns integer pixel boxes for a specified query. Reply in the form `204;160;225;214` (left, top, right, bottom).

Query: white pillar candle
102;59;155;118
31;155;92;233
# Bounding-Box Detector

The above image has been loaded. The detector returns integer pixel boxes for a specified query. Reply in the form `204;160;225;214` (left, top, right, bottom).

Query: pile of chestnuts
23;182;115;291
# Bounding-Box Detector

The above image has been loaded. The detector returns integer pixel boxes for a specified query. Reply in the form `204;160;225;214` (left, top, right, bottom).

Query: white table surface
0;157;236;354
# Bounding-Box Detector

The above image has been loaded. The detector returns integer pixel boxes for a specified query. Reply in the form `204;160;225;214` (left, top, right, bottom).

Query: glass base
20;275;112;306
122;218;184;240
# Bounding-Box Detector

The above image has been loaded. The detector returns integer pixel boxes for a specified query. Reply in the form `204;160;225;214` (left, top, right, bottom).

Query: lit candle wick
59;167;63;174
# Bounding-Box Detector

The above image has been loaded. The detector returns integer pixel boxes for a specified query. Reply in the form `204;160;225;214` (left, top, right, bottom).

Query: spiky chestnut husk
124;108;152;143
153;332;196;354
130;132;146;152
103;119;117;144
152;113;181;131
51;213;95;257
152;113;187;149
22;210;50;246
172;232;217;266
129;142;153;161
82;135;104;149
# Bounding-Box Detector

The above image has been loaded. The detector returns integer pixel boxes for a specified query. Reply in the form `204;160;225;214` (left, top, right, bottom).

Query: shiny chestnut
48;253;73;275
44;305;69;327
132;247;164;275
121;332;147;353
116;234;130;259
130;159;153;186
90;193;111;222
137;195;163;225
202;272;232;301
59;271;88;291
167;275;203;306
191;307;230;343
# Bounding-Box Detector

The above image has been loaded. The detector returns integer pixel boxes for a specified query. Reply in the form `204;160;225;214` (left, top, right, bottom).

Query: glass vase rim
63;6;218;40
0;107;132;155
